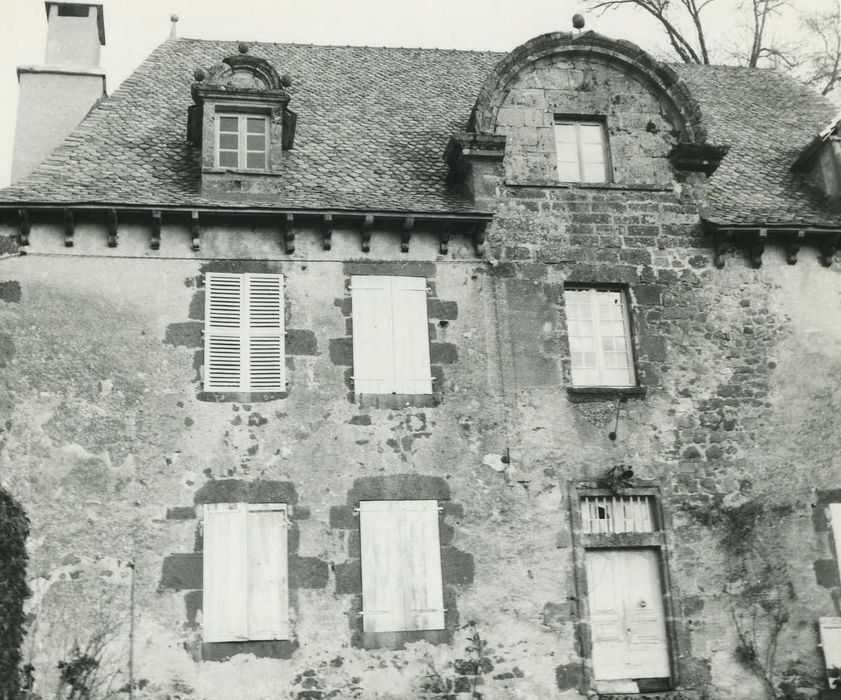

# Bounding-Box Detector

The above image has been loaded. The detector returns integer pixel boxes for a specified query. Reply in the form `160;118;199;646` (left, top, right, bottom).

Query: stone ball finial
280;73;293;88
171;13;179;22
194;68;206;82
238;41;249;54
572;13;585;29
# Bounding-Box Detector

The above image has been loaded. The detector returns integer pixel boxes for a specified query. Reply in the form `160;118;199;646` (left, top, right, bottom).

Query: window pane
247;118;266;134
219;151;238;168
582;162;607;183
246;152;266;170
219;116;239;133
219;133;239;150
247;134;266;151
581;143;606;165
579;123;605;144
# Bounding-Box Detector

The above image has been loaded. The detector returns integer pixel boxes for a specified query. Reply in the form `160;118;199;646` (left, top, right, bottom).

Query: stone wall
0;37;839;700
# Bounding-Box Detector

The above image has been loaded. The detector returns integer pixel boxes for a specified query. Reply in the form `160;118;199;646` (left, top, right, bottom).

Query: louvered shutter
204;273;285;391
359;500;445;633
351;276;395;394
391;277;433;394
203;503;249;642
246;504;289;640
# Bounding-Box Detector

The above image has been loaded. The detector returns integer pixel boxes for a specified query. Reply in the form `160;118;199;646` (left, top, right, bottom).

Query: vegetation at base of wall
419;622;494;699
685;496;800;700
0;487;30;700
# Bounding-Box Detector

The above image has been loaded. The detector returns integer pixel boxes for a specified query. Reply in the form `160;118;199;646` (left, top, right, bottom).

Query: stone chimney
11;2;106;183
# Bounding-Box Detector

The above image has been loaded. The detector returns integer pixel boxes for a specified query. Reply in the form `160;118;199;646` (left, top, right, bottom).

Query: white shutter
351;276;432;395
246;274;285;391
204;273;285;392
203;503;249;642
359;500;445;633
351;276;395;394
554;123;581;182
819;616;841;687
246;504;289;640
202;503;289;643
391;277;433;394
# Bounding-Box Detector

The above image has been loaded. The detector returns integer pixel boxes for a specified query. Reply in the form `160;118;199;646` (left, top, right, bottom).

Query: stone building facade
1;6;841;700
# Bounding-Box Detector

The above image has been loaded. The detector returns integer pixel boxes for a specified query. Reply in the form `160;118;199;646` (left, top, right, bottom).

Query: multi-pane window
823;504;841;688
564;287;635;388
204;272;285;392
202;502;289;642
554;119;609;183
359;500;446;633
217;114;268;170
350;276;433;395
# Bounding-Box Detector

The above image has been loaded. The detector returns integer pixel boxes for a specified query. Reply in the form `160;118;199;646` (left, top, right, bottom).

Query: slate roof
0;40;501;213
671;63;840;227
0;38;839;226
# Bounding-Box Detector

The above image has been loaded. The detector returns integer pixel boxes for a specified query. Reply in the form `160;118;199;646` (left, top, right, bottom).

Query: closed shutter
359;500;445;633
204;273;285;391
202;502;289;643
246;504;289;640
351;276;432;395
203;503;249;642
391;277;433;394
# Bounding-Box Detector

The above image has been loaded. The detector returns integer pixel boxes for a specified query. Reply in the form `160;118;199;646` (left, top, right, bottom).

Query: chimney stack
11;2;107;183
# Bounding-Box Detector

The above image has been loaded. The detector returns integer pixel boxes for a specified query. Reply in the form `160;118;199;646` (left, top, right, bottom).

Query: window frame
570;485;680;694
215;113;269;171
553;115;612;184
201;501;290;643
563;285;638;389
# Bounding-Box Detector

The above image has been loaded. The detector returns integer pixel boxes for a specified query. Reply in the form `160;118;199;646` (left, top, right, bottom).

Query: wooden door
585;548;670;682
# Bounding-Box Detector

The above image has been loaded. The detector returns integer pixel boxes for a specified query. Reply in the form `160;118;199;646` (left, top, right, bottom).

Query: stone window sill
566;386;646;402
505;180;673;192
203;167;278;177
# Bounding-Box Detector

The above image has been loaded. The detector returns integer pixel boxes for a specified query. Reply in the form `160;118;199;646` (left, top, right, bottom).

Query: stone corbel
401;217;414;253
322;214;332;251
439;222;452;256
819;234;840;267
190;210;200;252
713;229;731;268
786;230;805;265
17;209;29;247
281;213;295;254
63;208;74;248
360;214;373;253
151;210;162;250
748;229;767;268
107;208;118;248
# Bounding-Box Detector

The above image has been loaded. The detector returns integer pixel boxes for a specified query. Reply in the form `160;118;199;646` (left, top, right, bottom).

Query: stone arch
468;31;706;143
203;54;287;92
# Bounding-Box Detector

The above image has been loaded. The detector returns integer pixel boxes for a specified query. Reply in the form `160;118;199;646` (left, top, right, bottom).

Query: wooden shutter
350;276;432;395
820;616;841;688
246;504;289;640
359;500;445;633
203;503;249;642
391;277;433;394
204;273;285;392
202;502;289;643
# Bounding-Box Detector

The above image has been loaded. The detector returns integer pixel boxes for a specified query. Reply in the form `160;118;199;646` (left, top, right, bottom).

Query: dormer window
217;114;268;170
554;117;610;183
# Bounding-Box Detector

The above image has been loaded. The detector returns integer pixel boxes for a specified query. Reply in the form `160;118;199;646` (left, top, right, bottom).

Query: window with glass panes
564;288;635;387
217;114;268;170
554;119;609;183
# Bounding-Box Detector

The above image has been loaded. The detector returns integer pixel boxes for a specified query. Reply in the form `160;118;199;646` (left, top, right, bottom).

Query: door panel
585;548;670;682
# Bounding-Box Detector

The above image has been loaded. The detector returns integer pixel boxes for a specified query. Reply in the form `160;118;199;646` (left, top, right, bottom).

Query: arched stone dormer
199;53;290;94
468;31;706;144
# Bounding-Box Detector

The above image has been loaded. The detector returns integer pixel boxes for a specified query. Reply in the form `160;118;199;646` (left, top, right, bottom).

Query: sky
0;0;821;188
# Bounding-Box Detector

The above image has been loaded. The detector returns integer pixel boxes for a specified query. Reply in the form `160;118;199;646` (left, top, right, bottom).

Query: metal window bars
581;495;655;534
